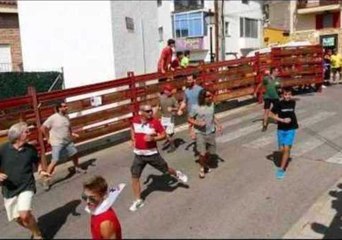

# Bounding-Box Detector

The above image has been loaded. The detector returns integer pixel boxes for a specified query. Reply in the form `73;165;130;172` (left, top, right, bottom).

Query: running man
254;67;281;132
178;73;203;139
0;122;47;239
158;84;180;153
40;102;86;189
129;104;188;211
269;88;298;180
188;89;222;178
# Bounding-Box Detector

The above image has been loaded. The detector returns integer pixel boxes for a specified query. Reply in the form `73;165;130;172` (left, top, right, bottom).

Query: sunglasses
143;109;153;113
81;193;97;204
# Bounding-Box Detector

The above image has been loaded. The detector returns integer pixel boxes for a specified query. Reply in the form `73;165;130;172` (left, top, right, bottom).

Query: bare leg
71;154;80;168
132;177;141;200
280;146;290;170
18;211;42;238
263;109;270;128
46;161;57;175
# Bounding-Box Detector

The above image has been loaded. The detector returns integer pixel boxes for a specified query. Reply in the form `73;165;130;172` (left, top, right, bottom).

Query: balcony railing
297;0;341;9
0;63;12;72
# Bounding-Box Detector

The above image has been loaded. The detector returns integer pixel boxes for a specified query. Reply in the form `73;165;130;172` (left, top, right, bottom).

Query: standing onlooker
158;39;176;75
0;122;46;239
188;89;222;178
254;67;281;132
170;51;183;71
40;102;85;189
83;176;124;239
269;88;298;180
159;84;180;153
323;49;331;86
129;104;188;212
181;50;190;68
178;74;203;139
330;49;341;82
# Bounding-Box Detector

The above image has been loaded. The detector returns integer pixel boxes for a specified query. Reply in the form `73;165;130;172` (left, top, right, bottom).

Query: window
174;0;204;12
157;0;162;7
240;17;258;38
125;17;134;31
242;0;249;4
224;21;230;37
173;11;205;38
158;27;164;41
323;13;333;28
316;12;340;29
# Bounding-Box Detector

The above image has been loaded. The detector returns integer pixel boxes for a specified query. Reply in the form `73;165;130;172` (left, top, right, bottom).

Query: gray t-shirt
43;112;72;146
184;84;203;113
189;103;215;134
159;94;179;120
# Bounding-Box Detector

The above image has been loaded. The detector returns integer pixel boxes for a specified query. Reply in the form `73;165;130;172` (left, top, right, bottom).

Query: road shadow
311;183;342;239
161;138;186;151
141;174;189;200
266;151;292;170
195;154;225;169
185;140;199;157
50;158;97;188
38;199;81;239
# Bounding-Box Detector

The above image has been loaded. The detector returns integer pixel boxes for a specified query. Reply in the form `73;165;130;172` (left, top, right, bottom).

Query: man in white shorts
159;84;180;153
0;122;48;239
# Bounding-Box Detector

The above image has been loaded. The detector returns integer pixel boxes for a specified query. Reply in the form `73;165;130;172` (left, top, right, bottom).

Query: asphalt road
1;84;342;239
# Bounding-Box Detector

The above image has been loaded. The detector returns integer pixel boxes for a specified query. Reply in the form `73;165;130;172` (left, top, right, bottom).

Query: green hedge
0;72;63;100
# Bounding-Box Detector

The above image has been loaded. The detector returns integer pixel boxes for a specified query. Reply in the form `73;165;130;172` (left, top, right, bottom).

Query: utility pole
221;0;225;61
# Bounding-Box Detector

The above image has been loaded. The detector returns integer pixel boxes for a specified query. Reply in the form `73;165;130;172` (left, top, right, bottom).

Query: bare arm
268;111;290;123
254;82;262;97
40;125;50;141
100;220;117;239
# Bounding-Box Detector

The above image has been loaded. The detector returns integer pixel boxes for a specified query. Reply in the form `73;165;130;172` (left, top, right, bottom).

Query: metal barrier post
27;86;47;170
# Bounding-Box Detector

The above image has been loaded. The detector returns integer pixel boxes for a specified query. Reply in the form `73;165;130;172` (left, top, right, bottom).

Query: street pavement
2;85;342;239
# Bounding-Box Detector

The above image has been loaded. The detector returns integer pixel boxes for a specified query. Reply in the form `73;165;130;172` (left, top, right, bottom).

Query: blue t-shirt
184;85;203;112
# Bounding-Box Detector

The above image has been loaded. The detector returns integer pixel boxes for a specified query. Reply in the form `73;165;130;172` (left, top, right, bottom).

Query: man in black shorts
254;67;281;132
129;104;188;212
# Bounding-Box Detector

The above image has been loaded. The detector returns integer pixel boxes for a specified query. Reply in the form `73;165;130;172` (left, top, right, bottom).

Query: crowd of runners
0;39;299;239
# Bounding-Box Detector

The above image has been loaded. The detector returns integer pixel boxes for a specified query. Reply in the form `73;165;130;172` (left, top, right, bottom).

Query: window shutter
333;12;340;28
316;14;323;30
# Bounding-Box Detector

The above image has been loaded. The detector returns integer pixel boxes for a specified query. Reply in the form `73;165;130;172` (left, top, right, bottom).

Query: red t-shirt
131;116;164;155
91;208;122;240
157;47;173;72
171;58;180;69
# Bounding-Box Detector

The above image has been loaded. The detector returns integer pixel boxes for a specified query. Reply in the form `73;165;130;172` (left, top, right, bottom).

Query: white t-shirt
43;113;71;146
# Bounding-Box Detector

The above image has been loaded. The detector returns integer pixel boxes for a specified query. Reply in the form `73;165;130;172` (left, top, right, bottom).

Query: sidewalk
283;176;342;239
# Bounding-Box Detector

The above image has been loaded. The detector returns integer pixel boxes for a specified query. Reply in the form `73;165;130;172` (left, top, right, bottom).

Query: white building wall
111;1;159;77
223;0;263;58
157;0;174;52
18;1;116;88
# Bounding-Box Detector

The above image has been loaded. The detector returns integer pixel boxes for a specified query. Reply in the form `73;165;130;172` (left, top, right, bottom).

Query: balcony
297;0;341;14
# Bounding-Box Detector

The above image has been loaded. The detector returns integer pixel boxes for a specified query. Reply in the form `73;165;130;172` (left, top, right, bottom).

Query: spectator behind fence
181;50;190;68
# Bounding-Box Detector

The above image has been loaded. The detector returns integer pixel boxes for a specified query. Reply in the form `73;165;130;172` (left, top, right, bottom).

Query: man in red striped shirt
129;104;188;212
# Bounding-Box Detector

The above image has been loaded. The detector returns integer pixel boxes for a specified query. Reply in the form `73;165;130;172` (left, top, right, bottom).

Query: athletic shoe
276;168;286;180
129;199;144;212
176;170;188;183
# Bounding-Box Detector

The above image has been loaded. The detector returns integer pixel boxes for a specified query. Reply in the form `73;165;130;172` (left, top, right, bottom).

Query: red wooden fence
0;45;323;168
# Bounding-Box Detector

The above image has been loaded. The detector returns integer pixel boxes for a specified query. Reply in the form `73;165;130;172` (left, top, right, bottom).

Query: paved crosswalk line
243;111;336;149
325;152;342;164
292;122;342;156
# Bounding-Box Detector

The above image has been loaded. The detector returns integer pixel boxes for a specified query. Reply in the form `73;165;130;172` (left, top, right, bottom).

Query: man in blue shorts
269;88;298;180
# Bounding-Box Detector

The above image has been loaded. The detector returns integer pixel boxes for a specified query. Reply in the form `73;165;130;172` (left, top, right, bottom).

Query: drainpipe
214;0;219;61
221;0;225;60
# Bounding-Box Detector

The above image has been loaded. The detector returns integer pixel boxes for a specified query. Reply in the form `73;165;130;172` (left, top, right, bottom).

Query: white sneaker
176;170;188;183
129;199;144;212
